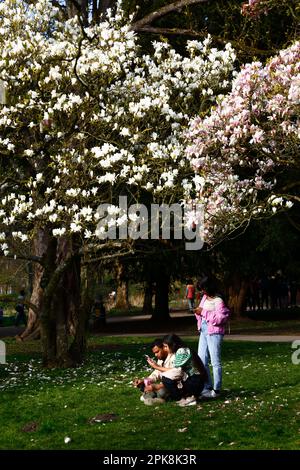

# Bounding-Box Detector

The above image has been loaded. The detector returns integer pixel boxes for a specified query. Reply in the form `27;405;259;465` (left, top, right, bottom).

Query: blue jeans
198;319;223;391
187;298;195;311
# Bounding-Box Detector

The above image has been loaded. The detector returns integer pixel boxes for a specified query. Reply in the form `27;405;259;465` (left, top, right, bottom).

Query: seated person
146;333;207;407
133;338;175;404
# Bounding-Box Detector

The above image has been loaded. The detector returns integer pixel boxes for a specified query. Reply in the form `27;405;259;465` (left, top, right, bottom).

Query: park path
0;309;299;343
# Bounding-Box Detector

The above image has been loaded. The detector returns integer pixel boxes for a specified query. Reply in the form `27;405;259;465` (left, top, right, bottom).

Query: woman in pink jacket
195;277;230;398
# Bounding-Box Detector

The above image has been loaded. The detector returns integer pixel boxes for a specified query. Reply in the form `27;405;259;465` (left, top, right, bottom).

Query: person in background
195;277;230;399
14;289;27;327
0;306;3;326
185;279;195;313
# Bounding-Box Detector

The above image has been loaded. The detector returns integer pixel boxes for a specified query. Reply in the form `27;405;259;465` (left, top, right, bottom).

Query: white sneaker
179;399;197;407
200;389;220;399
176;397;188;405
144;397;165;406
178;396;196;407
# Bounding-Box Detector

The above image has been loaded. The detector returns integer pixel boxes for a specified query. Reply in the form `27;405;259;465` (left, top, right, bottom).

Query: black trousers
162;375;204;401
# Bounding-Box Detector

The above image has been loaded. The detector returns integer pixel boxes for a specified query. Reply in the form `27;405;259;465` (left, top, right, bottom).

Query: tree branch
132;26;203;36
132;26;275;56
82;249;135;265
0;253;43;265
130;0;210;31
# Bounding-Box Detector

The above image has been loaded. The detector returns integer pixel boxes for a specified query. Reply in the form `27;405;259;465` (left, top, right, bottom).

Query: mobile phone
145;355;150;360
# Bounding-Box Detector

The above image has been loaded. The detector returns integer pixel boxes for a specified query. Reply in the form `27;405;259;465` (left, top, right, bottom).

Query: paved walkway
0;326;24;338
225;334;300;342
1;309;299;343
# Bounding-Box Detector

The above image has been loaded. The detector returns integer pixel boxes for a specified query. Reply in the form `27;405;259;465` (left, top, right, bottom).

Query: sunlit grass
0;337;299;450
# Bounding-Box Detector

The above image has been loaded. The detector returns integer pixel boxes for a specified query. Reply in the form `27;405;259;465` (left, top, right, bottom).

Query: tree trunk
228;278;248;318
68;258;90;363
142;280;153;315
39;235;59;367
115;260;130;310
55;289;70;366
40;235;83;368
17;229;49;342
152;272;170;320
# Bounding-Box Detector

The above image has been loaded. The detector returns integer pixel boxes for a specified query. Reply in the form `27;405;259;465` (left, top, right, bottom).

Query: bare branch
130;0;210;31
133;26;275;56
287;194;300;203
82;249;135;265
0;253;43;265
132;26;204;36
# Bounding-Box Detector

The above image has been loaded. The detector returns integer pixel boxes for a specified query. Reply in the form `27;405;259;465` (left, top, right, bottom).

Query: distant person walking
185;280;195;313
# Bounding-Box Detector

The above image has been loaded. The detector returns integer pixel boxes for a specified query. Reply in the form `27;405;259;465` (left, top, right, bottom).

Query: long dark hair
162;334;184;353
162;334;207;381
197;276;229;302
197;277;219;297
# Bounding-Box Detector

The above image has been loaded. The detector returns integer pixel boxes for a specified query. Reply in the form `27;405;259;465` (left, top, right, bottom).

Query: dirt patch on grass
88;413;118;424
21;421;39;433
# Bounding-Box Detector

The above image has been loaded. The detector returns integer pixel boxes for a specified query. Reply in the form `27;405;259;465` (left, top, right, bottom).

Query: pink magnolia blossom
186;41;300;243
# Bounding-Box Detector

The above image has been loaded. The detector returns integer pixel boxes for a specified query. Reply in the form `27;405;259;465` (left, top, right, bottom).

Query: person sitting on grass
133;338;175;405
146;333;207;407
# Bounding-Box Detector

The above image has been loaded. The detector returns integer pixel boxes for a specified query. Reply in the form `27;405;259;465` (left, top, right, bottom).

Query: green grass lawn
0;336;299;450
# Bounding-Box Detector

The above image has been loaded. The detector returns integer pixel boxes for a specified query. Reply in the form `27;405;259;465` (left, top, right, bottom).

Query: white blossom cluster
0;0;236;251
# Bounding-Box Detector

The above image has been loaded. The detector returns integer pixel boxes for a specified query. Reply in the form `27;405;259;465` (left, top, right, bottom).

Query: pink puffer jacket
194;294;230;335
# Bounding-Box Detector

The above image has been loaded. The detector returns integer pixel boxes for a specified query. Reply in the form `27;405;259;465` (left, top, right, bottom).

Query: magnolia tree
186;41;300;244
0;0;235;365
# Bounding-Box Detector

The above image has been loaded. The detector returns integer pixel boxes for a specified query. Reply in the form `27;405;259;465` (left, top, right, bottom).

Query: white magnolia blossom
0;0;236;252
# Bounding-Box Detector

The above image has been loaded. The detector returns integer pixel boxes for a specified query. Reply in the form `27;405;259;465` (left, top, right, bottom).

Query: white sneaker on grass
178;396;196;407
176;397;187;405
200;389;221;399
143;397;165;406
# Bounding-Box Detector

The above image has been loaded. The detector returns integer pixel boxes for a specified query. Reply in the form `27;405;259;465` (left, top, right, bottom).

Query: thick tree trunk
17;229;49;342
142;280;153;315
55;279;71;367
68;258;89;363
39;235;59;367
228;278;248;318
115;260;130;310
152;273;170;320
39;235;83;367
